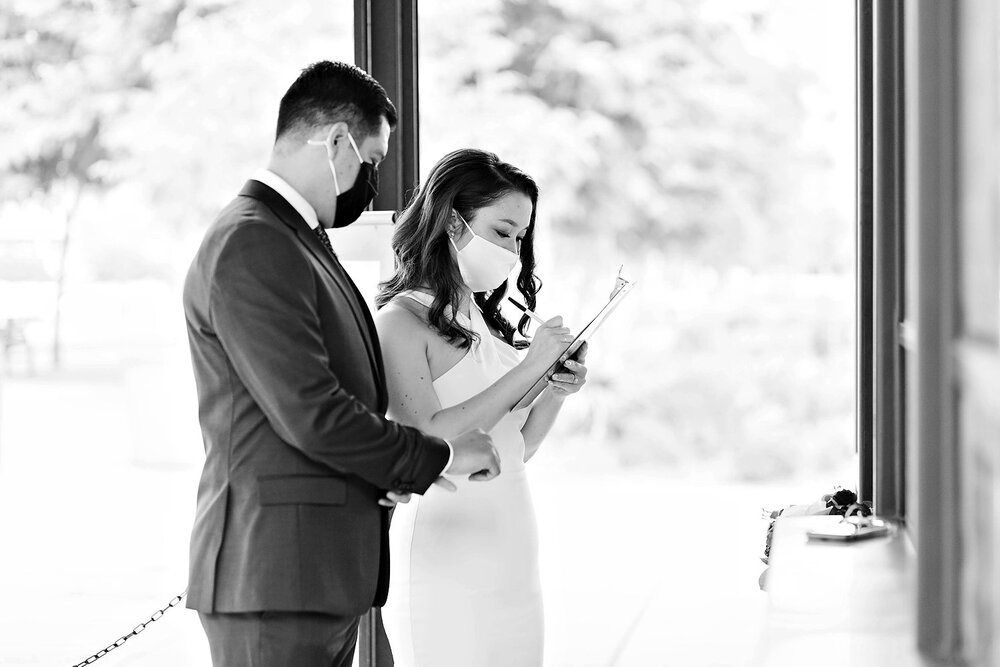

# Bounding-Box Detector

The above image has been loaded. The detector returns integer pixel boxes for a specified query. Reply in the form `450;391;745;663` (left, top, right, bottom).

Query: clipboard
511;268;635;410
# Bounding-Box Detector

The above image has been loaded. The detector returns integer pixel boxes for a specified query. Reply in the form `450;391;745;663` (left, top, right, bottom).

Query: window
0;1;354;663
415;1;856;664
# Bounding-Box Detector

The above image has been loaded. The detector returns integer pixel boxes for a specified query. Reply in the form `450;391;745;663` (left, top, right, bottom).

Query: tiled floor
0;366;842;666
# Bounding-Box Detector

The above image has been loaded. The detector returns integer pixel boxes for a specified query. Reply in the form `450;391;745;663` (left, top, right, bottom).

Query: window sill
754;515;925;666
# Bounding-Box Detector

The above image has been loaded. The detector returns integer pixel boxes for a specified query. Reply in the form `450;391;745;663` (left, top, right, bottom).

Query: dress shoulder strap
393;289;434;308
393;290;472;326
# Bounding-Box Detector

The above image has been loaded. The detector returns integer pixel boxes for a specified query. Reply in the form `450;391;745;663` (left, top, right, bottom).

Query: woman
375;149;589;667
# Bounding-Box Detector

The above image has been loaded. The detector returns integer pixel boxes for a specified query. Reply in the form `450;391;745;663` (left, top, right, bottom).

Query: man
183;61;501;666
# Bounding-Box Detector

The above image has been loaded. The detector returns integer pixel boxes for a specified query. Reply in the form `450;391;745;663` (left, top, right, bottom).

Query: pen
507;297;547;325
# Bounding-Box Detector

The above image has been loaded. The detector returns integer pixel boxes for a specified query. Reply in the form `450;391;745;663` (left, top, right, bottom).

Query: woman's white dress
382;291;543;667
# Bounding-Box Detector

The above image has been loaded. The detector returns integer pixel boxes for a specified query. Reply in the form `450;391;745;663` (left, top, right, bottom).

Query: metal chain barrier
71;589;186;666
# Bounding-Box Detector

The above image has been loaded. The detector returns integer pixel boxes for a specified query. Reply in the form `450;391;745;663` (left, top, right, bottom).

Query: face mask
449;212;520;292
308;128;379;228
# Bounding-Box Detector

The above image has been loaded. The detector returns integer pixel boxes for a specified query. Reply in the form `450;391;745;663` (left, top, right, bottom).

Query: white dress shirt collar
251;169;321;231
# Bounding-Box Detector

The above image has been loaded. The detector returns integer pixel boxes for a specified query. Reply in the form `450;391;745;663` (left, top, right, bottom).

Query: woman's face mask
449;211;520;292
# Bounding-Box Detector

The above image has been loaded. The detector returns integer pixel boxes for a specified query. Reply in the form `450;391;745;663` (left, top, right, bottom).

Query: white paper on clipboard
511;271;635;410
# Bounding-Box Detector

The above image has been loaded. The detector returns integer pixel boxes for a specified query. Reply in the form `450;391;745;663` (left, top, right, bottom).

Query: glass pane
0;2;351;664
418;1;855;664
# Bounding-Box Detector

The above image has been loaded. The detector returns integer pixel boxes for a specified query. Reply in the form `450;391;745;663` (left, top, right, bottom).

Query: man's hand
445;428;501;482
378;428;500;500
381;430;499;502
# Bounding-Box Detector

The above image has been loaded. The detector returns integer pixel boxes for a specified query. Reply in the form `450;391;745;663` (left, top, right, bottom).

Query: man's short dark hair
275;61;398;141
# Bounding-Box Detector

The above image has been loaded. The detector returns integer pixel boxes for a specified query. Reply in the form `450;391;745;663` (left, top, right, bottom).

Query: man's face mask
308;127;379;228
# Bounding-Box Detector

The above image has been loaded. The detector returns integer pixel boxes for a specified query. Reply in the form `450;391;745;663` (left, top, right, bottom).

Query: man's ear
326;122;349;147
309;122;349;148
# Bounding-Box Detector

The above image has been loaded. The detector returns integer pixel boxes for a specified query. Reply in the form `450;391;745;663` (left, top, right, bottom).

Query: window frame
355;2;915;664
857;0;907;520
353;4;420;664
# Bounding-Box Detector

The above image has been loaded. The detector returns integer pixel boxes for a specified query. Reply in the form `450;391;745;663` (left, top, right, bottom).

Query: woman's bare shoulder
375;296;432;342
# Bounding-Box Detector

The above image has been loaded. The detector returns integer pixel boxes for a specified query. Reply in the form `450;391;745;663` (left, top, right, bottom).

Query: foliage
419;0;852;272
1;0;353;281
0;0;855;479
108;0;353;242
0;0;186;201
539;262;855;481
419;0;855;479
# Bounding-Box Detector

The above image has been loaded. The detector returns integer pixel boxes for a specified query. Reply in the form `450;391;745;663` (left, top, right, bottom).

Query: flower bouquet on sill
758;488;872;591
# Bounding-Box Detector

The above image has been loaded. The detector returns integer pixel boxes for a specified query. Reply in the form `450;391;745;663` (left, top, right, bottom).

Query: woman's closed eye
494;232;522;254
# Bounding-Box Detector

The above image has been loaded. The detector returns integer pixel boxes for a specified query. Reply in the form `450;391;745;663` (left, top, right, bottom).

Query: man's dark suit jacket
183;180;450;617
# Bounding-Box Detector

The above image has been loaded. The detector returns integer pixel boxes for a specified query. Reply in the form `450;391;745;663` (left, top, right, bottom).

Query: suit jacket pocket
258;474;348;506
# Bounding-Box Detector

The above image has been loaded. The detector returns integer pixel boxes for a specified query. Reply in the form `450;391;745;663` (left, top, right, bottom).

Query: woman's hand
522;316;575;373
378;490;413;508
547;341;589;397
378;476;458;506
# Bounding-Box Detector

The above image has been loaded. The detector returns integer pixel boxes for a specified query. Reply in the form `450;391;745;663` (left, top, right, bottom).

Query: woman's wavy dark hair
376;148;541;349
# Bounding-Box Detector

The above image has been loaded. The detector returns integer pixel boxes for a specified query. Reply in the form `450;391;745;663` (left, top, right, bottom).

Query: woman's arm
521;348;589;461
521;388;566;461
375;303;573;439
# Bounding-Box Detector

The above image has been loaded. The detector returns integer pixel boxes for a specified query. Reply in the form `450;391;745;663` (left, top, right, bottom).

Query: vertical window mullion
355;0;419;212
856;0;875;502
872;0;906;519
354;2;420;666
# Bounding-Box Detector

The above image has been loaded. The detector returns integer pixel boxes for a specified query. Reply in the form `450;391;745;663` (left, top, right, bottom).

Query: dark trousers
199;611;361;667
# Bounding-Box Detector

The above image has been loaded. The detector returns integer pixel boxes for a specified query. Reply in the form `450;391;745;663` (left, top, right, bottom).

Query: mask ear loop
307;127;342;195
448;210;471;251
445;211;481;354
346;132;364;164
455;210;476;236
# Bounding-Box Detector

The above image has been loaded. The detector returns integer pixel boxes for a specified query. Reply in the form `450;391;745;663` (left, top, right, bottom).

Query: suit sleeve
210;221;448;494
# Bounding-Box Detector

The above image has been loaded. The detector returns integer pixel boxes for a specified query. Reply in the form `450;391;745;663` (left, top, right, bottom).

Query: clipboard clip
610;265;634;300
561;266;634;364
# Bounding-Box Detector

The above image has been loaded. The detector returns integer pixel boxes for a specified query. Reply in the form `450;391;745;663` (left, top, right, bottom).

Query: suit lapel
339;272;390;411
238;180;385;396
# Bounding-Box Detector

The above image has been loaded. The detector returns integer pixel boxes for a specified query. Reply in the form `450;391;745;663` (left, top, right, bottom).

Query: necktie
314;225;337;259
